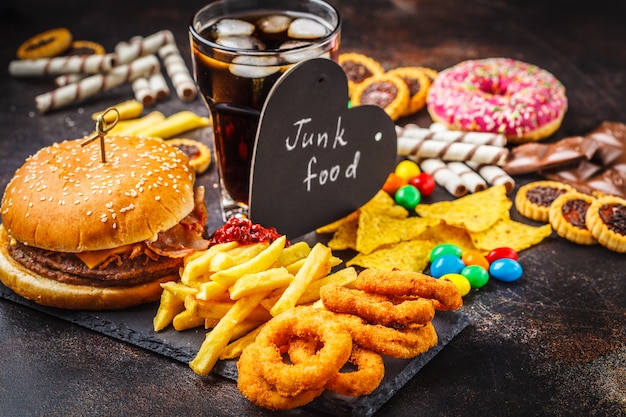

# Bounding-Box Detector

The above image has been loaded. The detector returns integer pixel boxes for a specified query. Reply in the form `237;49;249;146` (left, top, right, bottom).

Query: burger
0;135;210;310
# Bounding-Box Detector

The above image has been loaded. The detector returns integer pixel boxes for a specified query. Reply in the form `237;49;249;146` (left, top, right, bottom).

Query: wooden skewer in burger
0;108;210;310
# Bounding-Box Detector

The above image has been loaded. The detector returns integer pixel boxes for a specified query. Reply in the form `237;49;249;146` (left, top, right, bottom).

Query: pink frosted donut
426;58;568;143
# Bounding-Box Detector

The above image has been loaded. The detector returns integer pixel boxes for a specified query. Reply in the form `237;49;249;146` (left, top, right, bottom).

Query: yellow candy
440;273;471;297
394;159;421;181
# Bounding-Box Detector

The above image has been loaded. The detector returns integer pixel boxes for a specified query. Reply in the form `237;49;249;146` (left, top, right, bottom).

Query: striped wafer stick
398;135;509;166
396;123;507;147
158;43;197;101
9;54;115;77
446;162;488;193
132;76;156;106
35;55;160;113
113;30;175;66
54;73;85;87
149;71;170;101
417;158;468;197
465;161;516;193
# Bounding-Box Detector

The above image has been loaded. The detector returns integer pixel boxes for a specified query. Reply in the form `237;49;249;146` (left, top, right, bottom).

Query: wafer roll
398;136;509;166
149;72;170;101
397;123;507;146
113;30;175;66
54;73;85;87
466;161;516;193
9;54;115;77
35;55;160;113
418;158;468;197
132;76;156;106
446;162;488;193
158;43;197;101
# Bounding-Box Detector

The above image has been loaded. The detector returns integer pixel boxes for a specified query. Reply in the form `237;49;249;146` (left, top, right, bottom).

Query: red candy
409;172;436;196
485;247;518;264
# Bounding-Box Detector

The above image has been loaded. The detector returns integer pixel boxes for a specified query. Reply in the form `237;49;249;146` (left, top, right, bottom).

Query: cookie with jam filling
387;67;436;116
351;73;410;121
515;180;574;222
585;195;626;253
549;191;597;245
338;53;385;99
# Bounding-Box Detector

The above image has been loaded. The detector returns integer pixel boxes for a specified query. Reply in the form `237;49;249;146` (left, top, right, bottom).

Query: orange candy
382;173;408;195
461;252;490;270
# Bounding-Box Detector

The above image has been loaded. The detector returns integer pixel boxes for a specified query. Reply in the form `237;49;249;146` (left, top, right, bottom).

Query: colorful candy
394;184;421;210
441;273;471;296
429;243;462;262
429;243;521;294
461;265;489;288
394;159;421;181
430;254;465;278
409;172;436;197
489;258;523;282
382;172;407;195
485;246;518;264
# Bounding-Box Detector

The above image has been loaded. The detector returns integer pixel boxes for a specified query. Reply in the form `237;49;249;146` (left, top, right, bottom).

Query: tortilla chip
326;217;359;251
356;210;441;254
415;185;511;232
316;210;360;234
347;240;436;272
418;223;481;254
470;218;553;252
361;190;409;218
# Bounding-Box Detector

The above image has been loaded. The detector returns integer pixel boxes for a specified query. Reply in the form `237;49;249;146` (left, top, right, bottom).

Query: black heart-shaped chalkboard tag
249;58;397;239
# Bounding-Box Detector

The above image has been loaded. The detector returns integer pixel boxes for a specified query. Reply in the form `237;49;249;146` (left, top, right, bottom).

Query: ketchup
209;217;287;246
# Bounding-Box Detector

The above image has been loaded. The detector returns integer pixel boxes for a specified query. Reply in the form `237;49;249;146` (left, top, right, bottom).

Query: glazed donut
426;58;568;143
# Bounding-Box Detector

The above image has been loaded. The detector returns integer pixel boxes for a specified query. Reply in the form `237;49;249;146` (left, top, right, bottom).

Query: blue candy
489;258;523;282
430;254;465;278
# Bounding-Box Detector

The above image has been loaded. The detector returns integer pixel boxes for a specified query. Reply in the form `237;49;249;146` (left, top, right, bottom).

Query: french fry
210;236;287;287
137;110;211;139
229;267;294;300
189;291;270;375
277;241;311;266
92;99;144;122
108;111;166;136
172;309;206;331
187;297;272;323
297;266;358;305
270;243;332;317
196;281;229;301
161;281;198;299
181;241;239;284
219;323;265;360
153;289;185;332
209;242;269;271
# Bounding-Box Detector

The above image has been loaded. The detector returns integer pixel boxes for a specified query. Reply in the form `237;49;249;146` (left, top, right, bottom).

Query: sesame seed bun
0;135;200;310
1;135;195;252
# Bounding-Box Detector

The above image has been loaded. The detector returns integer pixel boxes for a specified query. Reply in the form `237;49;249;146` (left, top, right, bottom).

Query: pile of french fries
152;236;358;376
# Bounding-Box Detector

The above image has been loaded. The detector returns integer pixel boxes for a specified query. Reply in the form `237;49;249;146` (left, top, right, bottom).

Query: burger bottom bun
0;225;175;310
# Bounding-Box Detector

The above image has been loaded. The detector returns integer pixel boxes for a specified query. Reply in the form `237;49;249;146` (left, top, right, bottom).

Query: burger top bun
0;135;195;252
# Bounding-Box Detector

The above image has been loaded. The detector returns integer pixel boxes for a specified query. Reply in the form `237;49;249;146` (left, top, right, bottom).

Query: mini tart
64;40;106;56
338;53;385;98
585;195;626;253
386;67;433;116
515;180;574;222
167;138;211;174
548;191;597;245
351;74;410;121
17;27;72;59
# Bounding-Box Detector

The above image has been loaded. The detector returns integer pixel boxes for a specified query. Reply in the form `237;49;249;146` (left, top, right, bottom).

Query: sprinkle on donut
426;58;568;143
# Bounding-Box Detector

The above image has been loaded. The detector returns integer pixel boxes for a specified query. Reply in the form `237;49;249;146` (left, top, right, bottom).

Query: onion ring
332;312;439;359
237;343;324;410
254;306;353;396
320;285;435;326
287;339;385;397
355;269;462;311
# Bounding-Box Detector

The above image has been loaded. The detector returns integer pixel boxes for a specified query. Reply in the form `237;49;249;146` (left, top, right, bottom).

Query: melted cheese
75;244;134;269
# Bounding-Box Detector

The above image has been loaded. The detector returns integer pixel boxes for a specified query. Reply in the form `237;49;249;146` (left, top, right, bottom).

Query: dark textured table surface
1;1;625;416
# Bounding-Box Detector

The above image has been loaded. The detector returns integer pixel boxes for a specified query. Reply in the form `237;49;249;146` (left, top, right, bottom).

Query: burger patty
9;242;182;287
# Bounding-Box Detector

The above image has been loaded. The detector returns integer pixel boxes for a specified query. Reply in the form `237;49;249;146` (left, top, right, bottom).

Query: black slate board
0;281;469;417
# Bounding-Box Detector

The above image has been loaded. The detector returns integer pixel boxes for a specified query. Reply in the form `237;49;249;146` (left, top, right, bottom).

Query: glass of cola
189;0;341;220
